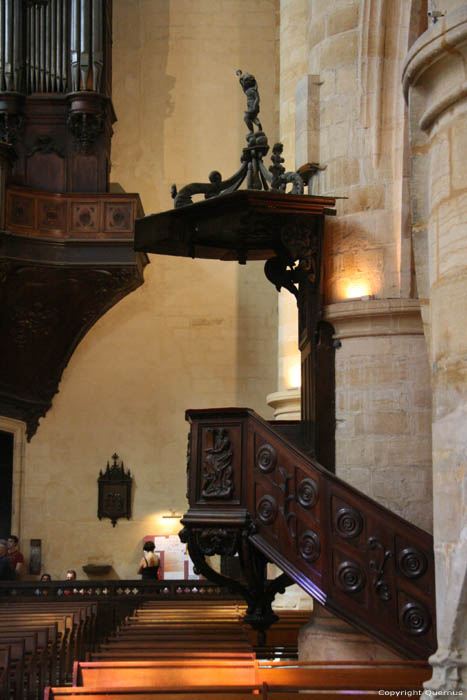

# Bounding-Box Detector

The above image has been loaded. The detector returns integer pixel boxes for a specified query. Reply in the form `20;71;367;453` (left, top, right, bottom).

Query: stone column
324;299;432;530
266;292;301;420
403;6;467;693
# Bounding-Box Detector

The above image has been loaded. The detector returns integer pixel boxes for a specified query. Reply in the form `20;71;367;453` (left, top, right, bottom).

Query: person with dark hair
40;573;52;581
7;535;24;576
0;540;15;580
137;541;160;579
66;569;77;580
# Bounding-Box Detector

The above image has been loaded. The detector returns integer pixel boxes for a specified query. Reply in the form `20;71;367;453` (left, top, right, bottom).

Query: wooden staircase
181;407;436;661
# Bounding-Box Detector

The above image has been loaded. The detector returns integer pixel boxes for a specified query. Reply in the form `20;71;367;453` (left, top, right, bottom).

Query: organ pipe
0;0;108;97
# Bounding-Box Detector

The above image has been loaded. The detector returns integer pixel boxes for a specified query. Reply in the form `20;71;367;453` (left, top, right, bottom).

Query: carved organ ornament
0;3;148;437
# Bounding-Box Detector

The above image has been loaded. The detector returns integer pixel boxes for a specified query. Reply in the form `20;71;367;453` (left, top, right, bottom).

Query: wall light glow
345;280;372;299
287;362;301;389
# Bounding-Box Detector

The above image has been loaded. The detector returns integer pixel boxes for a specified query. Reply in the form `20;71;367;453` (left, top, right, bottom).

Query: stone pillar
266;292;301;420
299;603;400;661
324;299;432;530
403;6;467;693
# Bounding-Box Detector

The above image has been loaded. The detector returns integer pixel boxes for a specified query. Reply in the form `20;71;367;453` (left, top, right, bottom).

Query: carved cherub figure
237;70;262;133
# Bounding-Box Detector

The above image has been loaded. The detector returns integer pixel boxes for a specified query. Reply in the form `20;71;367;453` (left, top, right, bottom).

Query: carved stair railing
181;407;436;660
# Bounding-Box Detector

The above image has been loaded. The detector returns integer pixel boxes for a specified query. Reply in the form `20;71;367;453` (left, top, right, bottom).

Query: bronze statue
236;70;262;133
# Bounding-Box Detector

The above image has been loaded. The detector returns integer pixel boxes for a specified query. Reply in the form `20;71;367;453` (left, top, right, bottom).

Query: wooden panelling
6;186;143;240
183;408;436;660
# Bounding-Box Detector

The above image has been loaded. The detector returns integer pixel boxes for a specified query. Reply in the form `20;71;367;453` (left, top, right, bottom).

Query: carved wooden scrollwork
0;112;23;145
280;218;320;286
401;602;431;636
335;506;363;539
256;443;277;473
27;135;64;158
179;522;294;643
336;560;366;593
299;529;321;563
202;428;234;499
197;528;239;557
257;495;278;525
68;111;104;155
398;547;428;579
368;536;393;601
297;477;319;509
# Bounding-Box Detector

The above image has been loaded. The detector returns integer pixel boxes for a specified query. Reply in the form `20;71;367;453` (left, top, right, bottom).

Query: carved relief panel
190;422;244;505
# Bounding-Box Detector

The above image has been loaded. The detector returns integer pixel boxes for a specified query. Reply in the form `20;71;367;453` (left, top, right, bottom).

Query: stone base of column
266;388;301;420
298;602;401;661
421;649;467;695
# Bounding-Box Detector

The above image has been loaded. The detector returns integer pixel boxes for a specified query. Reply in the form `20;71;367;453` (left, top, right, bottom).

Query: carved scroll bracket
0;93;25;145
67;92;109;155
179;521;293;642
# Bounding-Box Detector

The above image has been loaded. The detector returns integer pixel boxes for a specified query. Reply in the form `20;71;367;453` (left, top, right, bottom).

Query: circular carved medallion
398;547;427;579
337;560;366;593
257;495;278;525
297;477;319;509
401;602;431;636
299;529;321;563
256;444;277;473
335;507;363;539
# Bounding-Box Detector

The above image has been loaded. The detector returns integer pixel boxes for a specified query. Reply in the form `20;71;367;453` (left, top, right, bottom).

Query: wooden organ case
0;0;148;438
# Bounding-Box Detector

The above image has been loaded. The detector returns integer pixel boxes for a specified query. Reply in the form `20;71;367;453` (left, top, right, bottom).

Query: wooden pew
0;638;25;699
0;600;97;694
0;615;65;685
0;630;42;699
73;659;259;688
73;659;430;694
0;645;11;699
88;651;256;662
257;660;432;691
45;685;266;700
1;601;97;667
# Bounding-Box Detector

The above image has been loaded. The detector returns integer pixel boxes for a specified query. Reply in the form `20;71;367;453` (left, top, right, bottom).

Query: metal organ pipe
92;0;103;92
0;0;107;96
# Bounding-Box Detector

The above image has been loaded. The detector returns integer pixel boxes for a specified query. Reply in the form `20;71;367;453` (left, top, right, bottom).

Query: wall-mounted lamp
162;511;183;519
345;281;372;300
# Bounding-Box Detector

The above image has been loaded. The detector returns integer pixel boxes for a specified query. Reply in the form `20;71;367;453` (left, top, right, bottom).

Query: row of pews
0;600;98;699
42;600;432;699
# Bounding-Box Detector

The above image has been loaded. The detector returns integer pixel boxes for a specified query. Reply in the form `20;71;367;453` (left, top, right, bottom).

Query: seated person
40;573;52;581
137;541;160;579
66;569;77;580
0;540;16;580
7;535;23;576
